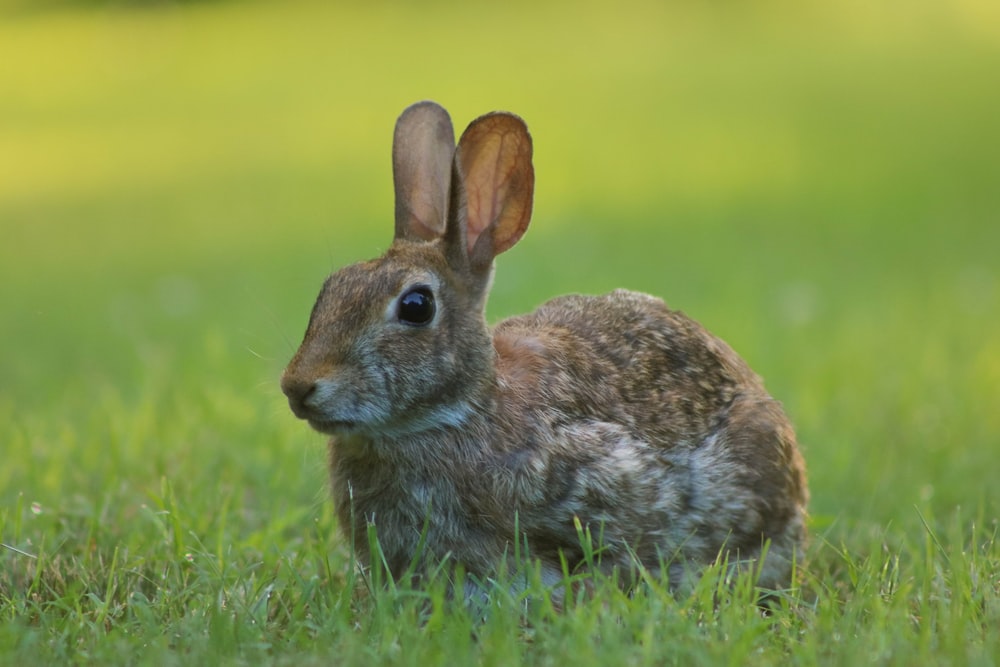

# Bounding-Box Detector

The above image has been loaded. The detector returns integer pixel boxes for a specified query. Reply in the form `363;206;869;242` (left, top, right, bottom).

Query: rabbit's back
494;289;758;444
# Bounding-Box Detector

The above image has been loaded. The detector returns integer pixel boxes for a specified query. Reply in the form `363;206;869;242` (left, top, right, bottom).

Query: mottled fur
281;102;808;595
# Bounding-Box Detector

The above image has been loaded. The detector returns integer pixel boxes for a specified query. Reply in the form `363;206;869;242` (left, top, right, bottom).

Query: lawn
1;0;999;664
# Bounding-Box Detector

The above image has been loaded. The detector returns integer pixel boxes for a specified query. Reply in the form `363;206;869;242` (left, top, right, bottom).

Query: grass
2;0;999;664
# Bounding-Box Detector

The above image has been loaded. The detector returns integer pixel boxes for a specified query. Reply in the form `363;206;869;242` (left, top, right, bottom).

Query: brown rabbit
281;101;808;596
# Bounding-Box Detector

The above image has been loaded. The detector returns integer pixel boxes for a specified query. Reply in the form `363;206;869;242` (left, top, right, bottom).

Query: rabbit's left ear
393;101;456;242
453;112;534;270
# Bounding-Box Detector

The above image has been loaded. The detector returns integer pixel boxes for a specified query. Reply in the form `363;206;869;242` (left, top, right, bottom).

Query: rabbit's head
281;102;534;438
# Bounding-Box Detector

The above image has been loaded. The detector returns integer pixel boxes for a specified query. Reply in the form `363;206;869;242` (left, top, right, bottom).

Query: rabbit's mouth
308;418;358;435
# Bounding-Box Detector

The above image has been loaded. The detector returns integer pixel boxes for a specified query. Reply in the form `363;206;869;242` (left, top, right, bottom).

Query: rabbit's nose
281;373;317;419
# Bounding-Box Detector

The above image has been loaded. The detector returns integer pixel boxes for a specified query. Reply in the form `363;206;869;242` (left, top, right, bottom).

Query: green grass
2;0;999;664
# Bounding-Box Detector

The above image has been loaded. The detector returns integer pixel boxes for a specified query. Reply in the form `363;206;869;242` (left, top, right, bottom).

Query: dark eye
397;287;435;326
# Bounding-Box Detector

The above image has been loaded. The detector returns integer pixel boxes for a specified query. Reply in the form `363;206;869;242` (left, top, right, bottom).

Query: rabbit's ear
393;101;456;242
454;112;534;270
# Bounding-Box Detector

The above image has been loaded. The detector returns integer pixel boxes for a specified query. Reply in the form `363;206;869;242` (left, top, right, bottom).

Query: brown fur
281;102;808;595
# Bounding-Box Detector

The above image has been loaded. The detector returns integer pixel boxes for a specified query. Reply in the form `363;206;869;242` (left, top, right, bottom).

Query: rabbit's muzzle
280;366;373;434
280;373;318;421
281;377;359;434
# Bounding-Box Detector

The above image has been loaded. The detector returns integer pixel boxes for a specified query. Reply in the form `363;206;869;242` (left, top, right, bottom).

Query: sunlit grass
2;0;999;664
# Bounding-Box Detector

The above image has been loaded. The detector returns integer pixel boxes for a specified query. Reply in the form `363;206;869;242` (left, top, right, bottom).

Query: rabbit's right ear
393;101;456;242
453;112;534;272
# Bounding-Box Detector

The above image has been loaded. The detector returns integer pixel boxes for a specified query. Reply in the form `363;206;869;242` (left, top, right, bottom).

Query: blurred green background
2;0;999;567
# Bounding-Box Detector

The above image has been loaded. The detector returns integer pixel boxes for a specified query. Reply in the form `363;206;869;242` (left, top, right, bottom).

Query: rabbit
280;101;808;597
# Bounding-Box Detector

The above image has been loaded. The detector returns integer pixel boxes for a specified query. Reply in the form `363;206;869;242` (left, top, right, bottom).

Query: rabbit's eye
397;287;435;326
